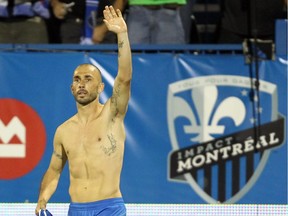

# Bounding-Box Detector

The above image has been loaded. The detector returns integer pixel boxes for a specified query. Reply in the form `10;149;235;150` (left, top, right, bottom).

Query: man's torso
59;101;125;202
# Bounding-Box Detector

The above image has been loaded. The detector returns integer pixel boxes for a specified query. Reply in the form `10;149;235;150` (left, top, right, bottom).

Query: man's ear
98;82;105;93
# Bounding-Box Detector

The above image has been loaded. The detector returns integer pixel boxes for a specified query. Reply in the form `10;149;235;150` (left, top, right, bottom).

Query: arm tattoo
118;40;124;48
53;150;63;159
111;84;121;118
118;40;124;57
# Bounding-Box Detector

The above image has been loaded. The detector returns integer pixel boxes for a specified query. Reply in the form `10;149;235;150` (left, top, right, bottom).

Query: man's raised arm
103;6;132;116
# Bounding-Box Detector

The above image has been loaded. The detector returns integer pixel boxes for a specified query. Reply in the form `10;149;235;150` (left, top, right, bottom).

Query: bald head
74;64;102;82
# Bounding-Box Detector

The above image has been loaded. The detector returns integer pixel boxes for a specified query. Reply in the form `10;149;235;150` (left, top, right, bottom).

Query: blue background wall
0;51;287;204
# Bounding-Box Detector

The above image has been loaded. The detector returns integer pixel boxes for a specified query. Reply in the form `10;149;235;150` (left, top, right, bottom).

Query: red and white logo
0;99;46;179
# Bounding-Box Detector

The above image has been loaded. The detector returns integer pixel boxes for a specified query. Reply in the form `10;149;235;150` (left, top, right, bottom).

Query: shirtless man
35;5;132;216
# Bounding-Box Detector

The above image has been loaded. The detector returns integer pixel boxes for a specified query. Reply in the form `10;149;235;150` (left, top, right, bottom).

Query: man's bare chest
62;120;124;159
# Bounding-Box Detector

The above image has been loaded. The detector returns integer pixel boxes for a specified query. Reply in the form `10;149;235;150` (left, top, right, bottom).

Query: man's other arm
35;127;67;214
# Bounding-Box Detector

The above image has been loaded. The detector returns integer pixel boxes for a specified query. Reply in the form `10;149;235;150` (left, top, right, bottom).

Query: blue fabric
32;1;50;18
0;1;49;18
68;198;126;216
81;0;99;44
39;209;53;216
13;3;34;17
0;6;8;17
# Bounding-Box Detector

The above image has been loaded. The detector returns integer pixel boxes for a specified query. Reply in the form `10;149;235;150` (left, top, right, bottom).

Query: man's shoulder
57;115;77;131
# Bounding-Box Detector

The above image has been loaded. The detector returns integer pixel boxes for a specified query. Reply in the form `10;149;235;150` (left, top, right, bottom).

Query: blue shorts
68;197;126;216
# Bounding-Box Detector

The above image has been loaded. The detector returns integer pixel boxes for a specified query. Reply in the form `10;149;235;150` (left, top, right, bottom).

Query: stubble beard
75;93;98;106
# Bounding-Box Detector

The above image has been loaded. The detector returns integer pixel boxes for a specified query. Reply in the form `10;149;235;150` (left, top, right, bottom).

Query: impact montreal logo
167;75;285;203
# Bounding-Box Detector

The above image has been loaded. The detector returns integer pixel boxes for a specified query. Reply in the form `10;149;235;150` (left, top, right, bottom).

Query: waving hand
103;6;127;34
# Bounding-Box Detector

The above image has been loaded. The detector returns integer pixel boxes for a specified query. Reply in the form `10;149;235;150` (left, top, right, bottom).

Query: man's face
71;65;103;105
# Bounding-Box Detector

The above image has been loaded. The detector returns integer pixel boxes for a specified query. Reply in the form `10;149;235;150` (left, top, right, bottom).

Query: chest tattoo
100;133;117;156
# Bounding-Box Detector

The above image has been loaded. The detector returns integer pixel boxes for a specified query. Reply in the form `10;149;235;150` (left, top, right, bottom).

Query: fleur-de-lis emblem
173;86;246;142
168;75;280;204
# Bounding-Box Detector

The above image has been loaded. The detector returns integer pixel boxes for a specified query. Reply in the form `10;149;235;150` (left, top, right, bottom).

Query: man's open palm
103;6;127;34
